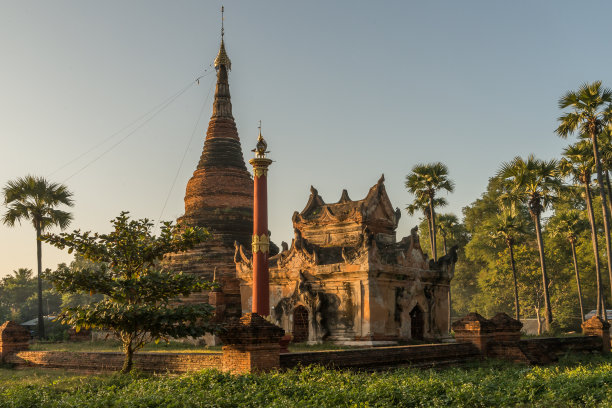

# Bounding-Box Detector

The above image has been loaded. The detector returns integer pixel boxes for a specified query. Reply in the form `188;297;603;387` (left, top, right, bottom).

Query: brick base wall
222;344;281;374
280;343;481;370
6;351;222;373
3;337;606;374
487;336;602;364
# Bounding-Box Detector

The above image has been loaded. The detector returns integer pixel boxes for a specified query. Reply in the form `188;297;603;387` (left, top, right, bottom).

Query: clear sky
2;1;612;278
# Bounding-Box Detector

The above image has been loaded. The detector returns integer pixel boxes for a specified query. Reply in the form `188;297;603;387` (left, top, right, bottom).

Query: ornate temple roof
293;175;401;231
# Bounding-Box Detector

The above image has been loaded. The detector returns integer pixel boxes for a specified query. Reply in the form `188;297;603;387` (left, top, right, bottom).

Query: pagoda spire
210;6;233;121
182;6;253;242
168;6;254;322
194;7;244;171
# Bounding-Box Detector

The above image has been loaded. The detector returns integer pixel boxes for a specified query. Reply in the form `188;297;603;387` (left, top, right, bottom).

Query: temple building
166;17;456;344
234;176;457;344
163;30;254;319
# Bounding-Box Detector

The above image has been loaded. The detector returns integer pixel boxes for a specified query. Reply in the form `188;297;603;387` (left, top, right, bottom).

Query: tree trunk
35;223;45;340
533;211;553;329
447;287;452;333
605;170;612;222
535;307;542;335
508;241;520;321
121;339;134;373
570;239;585;323
429;197;437;262
425;211;434;261
591;133;612;307
584;180;604;318
442;234;448;256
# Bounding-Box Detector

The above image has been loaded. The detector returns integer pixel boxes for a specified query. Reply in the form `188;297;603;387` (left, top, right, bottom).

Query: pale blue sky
2;1;612;277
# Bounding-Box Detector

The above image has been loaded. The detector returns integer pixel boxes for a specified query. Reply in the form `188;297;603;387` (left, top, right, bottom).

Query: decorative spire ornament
214;6;231;71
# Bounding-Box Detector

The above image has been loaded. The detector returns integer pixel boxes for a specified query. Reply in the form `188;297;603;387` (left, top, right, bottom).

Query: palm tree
488;212;528;321
437;213;458;256
560;142;606;317
2;175;73;338
406;195;447;259
547;210;589;323
597;129;612;219
405;162;455;262
557;81;612;305
496;155;561;329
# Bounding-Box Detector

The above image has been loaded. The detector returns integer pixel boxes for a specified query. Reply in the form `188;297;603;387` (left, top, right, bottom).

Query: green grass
1;354;612;407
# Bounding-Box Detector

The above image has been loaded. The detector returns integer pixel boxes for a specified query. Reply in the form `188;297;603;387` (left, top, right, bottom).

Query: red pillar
249;133;272;316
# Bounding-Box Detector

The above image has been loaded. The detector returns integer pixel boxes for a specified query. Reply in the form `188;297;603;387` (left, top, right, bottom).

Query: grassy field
1;354;612;407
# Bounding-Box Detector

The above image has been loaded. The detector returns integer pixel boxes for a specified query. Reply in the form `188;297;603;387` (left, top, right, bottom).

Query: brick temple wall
280;343;481;370
3;337;607;373
6;351;222;373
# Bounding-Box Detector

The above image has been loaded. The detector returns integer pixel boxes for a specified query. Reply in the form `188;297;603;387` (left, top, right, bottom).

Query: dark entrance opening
292;305;309;343
410;305;424;340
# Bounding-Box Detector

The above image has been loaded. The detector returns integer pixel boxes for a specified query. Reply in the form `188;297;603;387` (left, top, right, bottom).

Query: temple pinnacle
214;6;231;70
253;121;269;158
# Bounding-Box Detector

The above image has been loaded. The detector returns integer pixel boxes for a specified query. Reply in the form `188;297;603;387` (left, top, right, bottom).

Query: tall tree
557;81;612;306
547;209;589;323
496;155;561;329
437;213;459;256
488;213;528;321
43;212;216;373
405;162;455;262
0;268;37;322
2;175;73;338
597;129;612;220
560;142;606;317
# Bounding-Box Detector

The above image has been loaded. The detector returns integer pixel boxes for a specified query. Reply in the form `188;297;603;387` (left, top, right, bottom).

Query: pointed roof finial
221;6;225;39
252;121;269;158
214;6;231;70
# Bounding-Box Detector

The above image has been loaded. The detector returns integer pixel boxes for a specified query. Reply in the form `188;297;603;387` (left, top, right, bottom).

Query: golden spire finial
252;121;269;158
214;6;231;70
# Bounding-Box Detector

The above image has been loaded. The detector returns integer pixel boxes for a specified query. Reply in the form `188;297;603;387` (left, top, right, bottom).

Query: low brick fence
487;336;602;364
1;313;610;374
280;343;480;370
453;313;610;365
5;351;222;373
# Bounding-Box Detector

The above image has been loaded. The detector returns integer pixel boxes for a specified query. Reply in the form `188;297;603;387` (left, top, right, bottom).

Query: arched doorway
292;305;309;343
410;305;424;340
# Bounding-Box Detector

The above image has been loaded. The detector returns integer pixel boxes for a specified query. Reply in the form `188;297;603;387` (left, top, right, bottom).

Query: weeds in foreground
0;354;611;407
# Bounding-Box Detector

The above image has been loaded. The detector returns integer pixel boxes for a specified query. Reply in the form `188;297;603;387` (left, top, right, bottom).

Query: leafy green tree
547;210;589;322
496;155;561;328
437;213;459;256
557;81;612;306
487;213;528;320
0;268;37;322
42;212;216;373
405;162;455;262
597;130;612;217
2;176;73;338
560;141;606;316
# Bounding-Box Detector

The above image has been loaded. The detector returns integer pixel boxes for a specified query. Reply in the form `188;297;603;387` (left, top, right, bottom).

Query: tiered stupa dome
165;32;252;317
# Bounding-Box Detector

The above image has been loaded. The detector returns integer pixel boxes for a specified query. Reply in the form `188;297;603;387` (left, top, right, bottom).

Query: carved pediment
276;240;318;269
299;186;326;217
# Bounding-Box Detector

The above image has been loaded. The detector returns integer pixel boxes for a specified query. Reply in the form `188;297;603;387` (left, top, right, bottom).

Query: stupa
164;16;252;318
